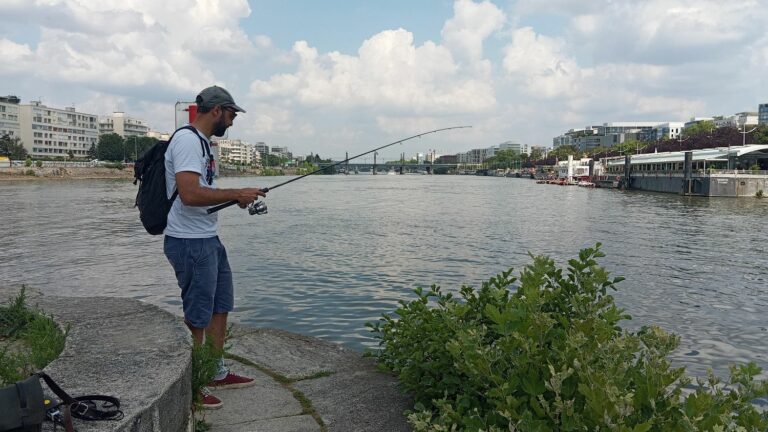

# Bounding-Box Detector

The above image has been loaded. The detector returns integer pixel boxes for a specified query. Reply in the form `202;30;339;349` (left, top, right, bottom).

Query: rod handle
207;187;270;214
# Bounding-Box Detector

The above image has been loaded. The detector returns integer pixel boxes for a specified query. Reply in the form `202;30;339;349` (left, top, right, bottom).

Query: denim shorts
164;235;234;328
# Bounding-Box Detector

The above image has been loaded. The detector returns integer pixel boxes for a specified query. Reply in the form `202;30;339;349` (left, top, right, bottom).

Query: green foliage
0;286;37;338
0;134;28;160
261;168;284;176
97;133;125;161
35;160;42;168
485;149;520;168
549;145;580;161
754;125;768;144
0;286;68;385
369;245;768;431
683;121;716;138
755;190;764;199
104;162;124;170
190;339;221;409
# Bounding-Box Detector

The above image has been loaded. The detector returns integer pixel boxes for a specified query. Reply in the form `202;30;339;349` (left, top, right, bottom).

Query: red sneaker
209;372;256;389
199;388;223;410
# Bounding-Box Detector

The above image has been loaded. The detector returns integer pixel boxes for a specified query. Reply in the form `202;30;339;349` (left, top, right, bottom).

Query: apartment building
99;112;150;137
0;95;21;139
271;146;292;160
19;101;99;158
215;139;261;166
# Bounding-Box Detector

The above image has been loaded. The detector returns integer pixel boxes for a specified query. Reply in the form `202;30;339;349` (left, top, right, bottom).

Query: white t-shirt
164;126;218;238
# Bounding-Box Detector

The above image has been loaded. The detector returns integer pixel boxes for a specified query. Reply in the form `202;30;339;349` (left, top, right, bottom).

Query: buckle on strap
71;401;91;417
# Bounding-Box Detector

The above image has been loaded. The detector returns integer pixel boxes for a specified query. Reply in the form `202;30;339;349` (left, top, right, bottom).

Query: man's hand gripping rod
207;126;472;214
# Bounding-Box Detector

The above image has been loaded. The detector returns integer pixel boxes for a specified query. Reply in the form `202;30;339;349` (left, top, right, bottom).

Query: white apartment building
99;112;150;137
19;101;99;158
651;122;684;140
215;139;261;166
147;130;170;141
0;96;21;139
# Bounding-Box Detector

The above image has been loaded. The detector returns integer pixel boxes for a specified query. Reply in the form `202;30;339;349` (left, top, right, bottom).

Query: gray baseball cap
196;85;246;113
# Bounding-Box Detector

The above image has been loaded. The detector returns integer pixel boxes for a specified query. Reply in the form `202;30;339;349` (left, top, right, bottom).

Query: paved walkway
0;286;412;432
205;325;412;431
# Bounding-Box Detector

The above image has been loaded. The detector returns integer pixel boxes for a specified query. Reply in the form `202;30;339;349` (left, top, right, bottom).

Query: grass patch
0;286;68;386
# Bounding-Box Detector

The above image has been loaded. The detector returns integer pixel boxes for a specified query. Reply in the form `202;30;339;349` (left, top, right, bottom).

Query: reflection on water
1;176;767;377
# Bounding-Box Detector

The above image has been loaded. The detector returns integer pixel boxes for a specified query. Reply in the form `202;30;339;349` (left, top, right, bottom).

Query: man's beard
212;115;228;137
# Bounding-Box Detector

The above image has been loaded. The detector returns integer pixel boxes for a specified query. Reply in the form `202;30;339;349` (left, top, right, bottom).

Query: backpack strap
167;125;211;202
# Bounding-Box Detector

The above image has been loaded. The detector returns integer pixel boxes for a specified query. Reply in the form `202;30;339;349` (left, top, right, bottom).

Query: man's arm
176;171;265;207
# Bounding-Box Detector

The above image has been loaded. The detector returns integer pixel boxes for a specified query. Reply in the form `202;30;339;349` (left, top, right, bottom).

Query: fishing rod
207;125;472;215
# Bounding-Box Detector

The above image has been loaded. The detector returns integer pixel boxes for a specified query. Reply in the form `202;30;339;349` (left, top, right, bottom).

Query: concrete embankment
0;286;412;431
0;167;134;181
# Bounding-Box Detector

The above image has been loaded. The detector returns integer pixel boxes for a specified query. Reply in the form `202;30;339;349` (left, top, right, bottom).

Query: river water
1;175;767;377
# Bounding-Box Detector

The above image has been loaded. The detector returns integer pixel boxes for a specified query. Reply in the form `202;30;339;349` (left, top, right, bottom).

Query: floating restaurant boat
596;145;768;196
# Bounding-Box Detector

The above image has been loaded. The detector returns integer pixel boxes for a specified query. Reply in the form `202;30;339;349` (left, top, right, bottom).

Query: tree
97;133;125;161
548;145;579;161
265;154;284;167
67;150;75;160
485;149;520;168
529;147;545;161
0;134;28;160
753;124;768;144
682;120;715;138
87;143;98;159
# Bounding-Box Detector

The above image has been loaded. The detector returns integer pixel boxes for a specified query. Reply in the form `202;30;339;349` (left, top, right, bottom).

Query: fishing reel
248;200;268;215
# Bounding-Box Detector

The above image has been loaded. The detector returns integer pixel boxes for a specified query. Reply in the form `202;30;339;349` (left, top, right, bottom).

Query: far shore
0;166;134;181
0;166;293;181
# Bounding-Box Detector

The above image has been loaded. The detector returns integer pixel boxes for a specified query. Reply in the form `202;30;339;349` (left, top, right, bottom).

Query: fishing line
207;126;471;215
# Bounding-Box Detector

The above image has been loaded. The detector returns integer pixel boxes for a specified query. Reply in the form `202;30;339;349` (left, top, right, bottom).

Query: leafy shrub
756;190;764;199
0;286;68;385
24;158;31;167
104;162;124;170
368;244;768;431
35;160;42;168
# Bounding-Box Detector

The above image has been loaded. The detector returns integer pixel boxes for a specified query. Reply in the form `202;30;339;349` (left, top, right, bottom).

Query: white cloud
249;28;497;121
0;39;34;74
0;0;253;100
503;27;581;99
441;0;506;66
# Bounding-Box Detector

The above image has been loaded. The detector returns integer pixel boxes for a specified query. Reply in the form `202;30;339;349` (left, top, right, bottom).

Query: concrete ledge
1;287;413;431
0;286;192;432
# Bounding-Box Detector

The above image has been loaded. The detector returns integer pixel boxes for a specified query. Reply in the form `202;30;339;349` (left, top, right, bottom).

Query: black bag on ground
0;375;44;432
133;126;209;235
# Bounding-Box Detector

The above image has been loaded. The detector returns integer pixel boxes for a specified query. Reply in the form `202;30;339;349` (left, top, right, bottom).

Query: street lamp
131;136;138;161
732;124;757;170
738;124;757;147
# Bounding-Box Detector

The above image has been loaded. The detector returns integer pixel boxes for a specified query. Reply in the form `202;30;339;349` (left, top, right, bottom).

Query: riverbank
0;166;300;181
0;285;411;431
0;166;134;181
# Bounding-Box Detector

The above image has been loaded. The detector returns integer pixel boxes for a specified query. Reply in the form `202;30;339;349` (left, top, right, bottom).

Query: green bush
368;244;768;431
35;160;42;168
24;158;31;167
0;286;68;385
104;162;124;170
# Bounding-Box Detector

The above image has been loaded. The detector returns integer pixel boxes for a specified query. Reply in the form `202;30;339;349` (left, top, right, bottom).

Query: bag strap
37;372;123;423
167;125;211;202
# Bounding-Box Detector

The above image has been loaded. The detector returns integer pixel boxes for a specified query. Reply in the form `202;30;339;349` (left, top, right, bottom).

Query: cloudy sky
1;0;766;160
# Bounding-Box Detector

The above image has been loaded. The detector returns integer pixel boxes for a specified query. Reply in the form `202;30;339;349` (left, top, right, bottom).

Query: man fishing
163;85;265;409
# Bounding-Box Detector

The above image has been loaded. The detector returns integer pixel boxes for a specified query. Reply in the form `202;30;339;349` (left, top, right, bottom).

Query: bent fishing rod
207;125;472;215
208;126;472;215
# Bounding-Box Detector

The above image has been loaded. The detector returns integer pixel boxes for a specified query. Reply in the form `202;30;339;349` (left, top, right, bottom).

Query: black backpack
133;126;210;235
